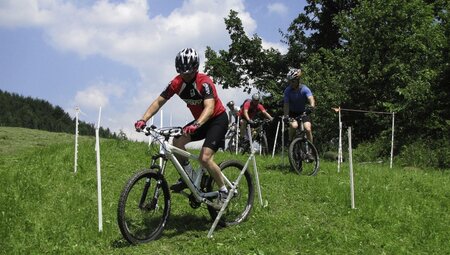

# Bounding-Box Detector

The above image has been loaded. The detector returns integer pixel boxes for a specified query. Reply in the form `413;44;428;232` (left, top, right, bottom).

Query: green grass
1;127;449;254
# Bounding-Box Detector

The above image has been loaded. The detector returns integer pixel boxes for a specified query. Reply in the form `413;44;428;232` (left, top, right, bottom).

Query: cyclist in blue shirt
283;68;316;142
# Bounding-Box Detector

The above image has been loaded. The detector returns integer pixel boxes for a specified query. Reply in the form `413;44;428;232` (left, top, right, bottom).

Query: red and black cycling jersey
238;99;266;120
160;73;226;119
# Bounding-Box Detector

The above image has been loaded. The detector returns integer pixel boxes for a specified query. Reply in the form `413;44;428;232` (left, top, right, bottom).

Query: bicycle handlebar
248;119;271;126
278;112;308;123
142;125;183;138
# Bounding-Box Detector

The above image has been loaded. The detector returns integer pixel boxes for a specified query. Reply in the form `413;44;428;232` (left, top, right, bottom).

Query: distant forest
0;90;118;139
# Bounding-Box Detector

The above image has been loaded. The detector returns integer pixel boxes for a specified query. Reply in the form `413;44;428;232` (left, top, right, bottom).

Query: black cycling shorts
289;111;312;123
185;112;228;152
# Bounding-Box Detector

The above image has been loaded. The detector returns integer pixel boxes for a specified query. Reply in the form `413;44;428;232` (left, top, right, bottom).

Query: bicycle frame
225;122;239;154
295;117;306;137
255;120;269;155
145;127;238;207
293;115;310;150
141;125;263;238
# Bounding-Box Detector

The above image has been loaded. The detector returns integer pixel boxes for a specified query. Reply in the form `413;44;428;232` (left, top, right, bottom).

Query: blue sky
0;0;306;141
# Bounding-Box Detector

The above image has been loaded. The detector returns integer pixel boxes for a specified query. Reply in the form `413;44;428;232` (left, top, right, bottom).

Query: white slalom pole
247;125;263;206
390;112;395;169
236;116;240;155
272;120;280;158
159;110;164;167
338;107;343;173
348;127;355;209
74;107;80;173
95;107;103;232
281;118;285;166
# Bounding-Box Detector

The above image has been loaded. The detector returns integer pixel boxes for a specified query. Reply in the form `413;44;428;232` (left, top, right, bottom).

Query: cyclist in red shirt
238;93;273;140
134;48;229;206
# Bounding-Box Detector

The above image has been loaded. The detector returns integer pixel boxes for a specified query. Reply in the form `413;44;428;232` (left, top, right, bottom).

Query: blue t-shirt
283;84;313;113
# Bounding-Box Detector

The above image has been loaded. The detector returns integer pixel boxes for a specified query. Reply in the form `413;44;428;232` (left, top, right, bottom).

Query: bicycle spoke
288;138;319;176
207;160;254;227
118;170;170;244
138;178;152;208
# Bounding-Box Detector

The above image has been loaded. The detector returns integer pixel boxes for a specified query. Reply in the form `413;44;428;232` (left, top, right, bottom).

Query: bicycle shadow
111;213;214;248
163;213;214;238
111;238;132;248
265;162;297;175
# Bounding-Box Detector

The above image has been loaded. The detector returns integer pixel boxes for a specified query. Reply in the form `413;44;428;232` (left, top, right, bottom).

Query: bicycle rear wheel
206;160;254;227
288;138;320;176
117;168;170;244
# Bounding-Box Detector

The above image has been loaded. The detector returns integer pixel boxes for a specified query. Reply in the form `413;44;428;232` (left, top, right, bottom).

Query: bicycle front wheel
117;168;170;244
226;135;237;153
207;160;254;227
259;133;269;156
288;138;320;176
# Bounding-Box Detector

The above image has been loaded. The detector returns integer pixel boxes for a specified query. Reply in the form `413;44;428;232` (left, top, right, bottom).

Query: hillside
1;127;449;254
0;89;118;139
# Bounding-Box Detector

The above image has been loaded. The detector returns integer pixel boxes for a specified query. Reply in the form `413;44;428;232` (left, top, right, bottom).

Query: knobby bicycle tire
240;140;251;155
288;138;320;176
206;160;254;227
117;168;171;244
226;134;237;153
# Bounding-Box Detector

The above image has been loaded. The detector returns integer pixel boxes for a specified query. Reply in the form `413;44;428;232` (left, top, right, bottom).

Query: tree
282;0;358;65
334;0;449;145
206;1;449;154
0;90;119;139
205;10;286;103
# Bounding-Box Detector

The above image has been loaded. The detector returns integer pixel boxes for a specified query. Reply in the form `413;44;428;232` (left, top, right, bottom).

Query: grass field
1;127;449;254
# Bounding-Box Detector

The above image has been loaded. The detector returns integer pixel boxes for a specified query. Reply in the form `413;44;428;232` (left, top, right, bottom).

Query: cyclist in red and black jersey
134;48;229;204
238;93;273;140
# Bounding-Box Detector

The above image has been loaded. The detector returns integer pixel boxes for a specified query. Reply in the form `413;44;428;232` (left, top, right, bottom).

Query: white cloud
0;0;54;27
74;81;124;110
267;3;288;16
261;39;288;54
0;0;286;141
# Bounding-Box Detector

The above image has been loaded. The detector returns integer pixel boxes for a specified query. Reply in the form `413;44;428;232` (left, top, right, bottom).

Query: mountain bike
225;122;238;153
117;125;254;244
240;119;270;156
287;113;320;176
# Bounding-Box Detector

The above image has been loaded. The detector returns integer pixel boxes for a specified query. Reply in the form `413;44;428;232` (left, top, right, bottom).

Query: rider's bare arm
196;98;215;126
262;111;273;121
308;95;315;108
141;96;168;122
243;109;251;121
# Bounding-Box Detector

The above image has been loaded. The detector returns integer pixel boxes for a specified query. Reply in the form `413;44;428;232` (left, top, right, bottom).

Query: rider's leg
199;147;229;208
173;134;191;163
199;147;225;189
304;121;313;143
170;134;192;192
289;120;299;141
200;113;229;206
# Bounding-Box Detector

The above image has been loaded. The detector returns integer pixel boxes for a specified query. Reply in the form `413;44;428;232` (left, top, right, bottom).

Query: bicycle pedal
170;180;187;192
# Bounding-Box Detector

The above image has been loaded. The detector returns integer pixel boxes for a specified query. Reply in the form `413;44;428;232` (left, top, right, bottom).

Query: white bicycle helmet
286;68;302;81
252;93;261;101
175;48;200;74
